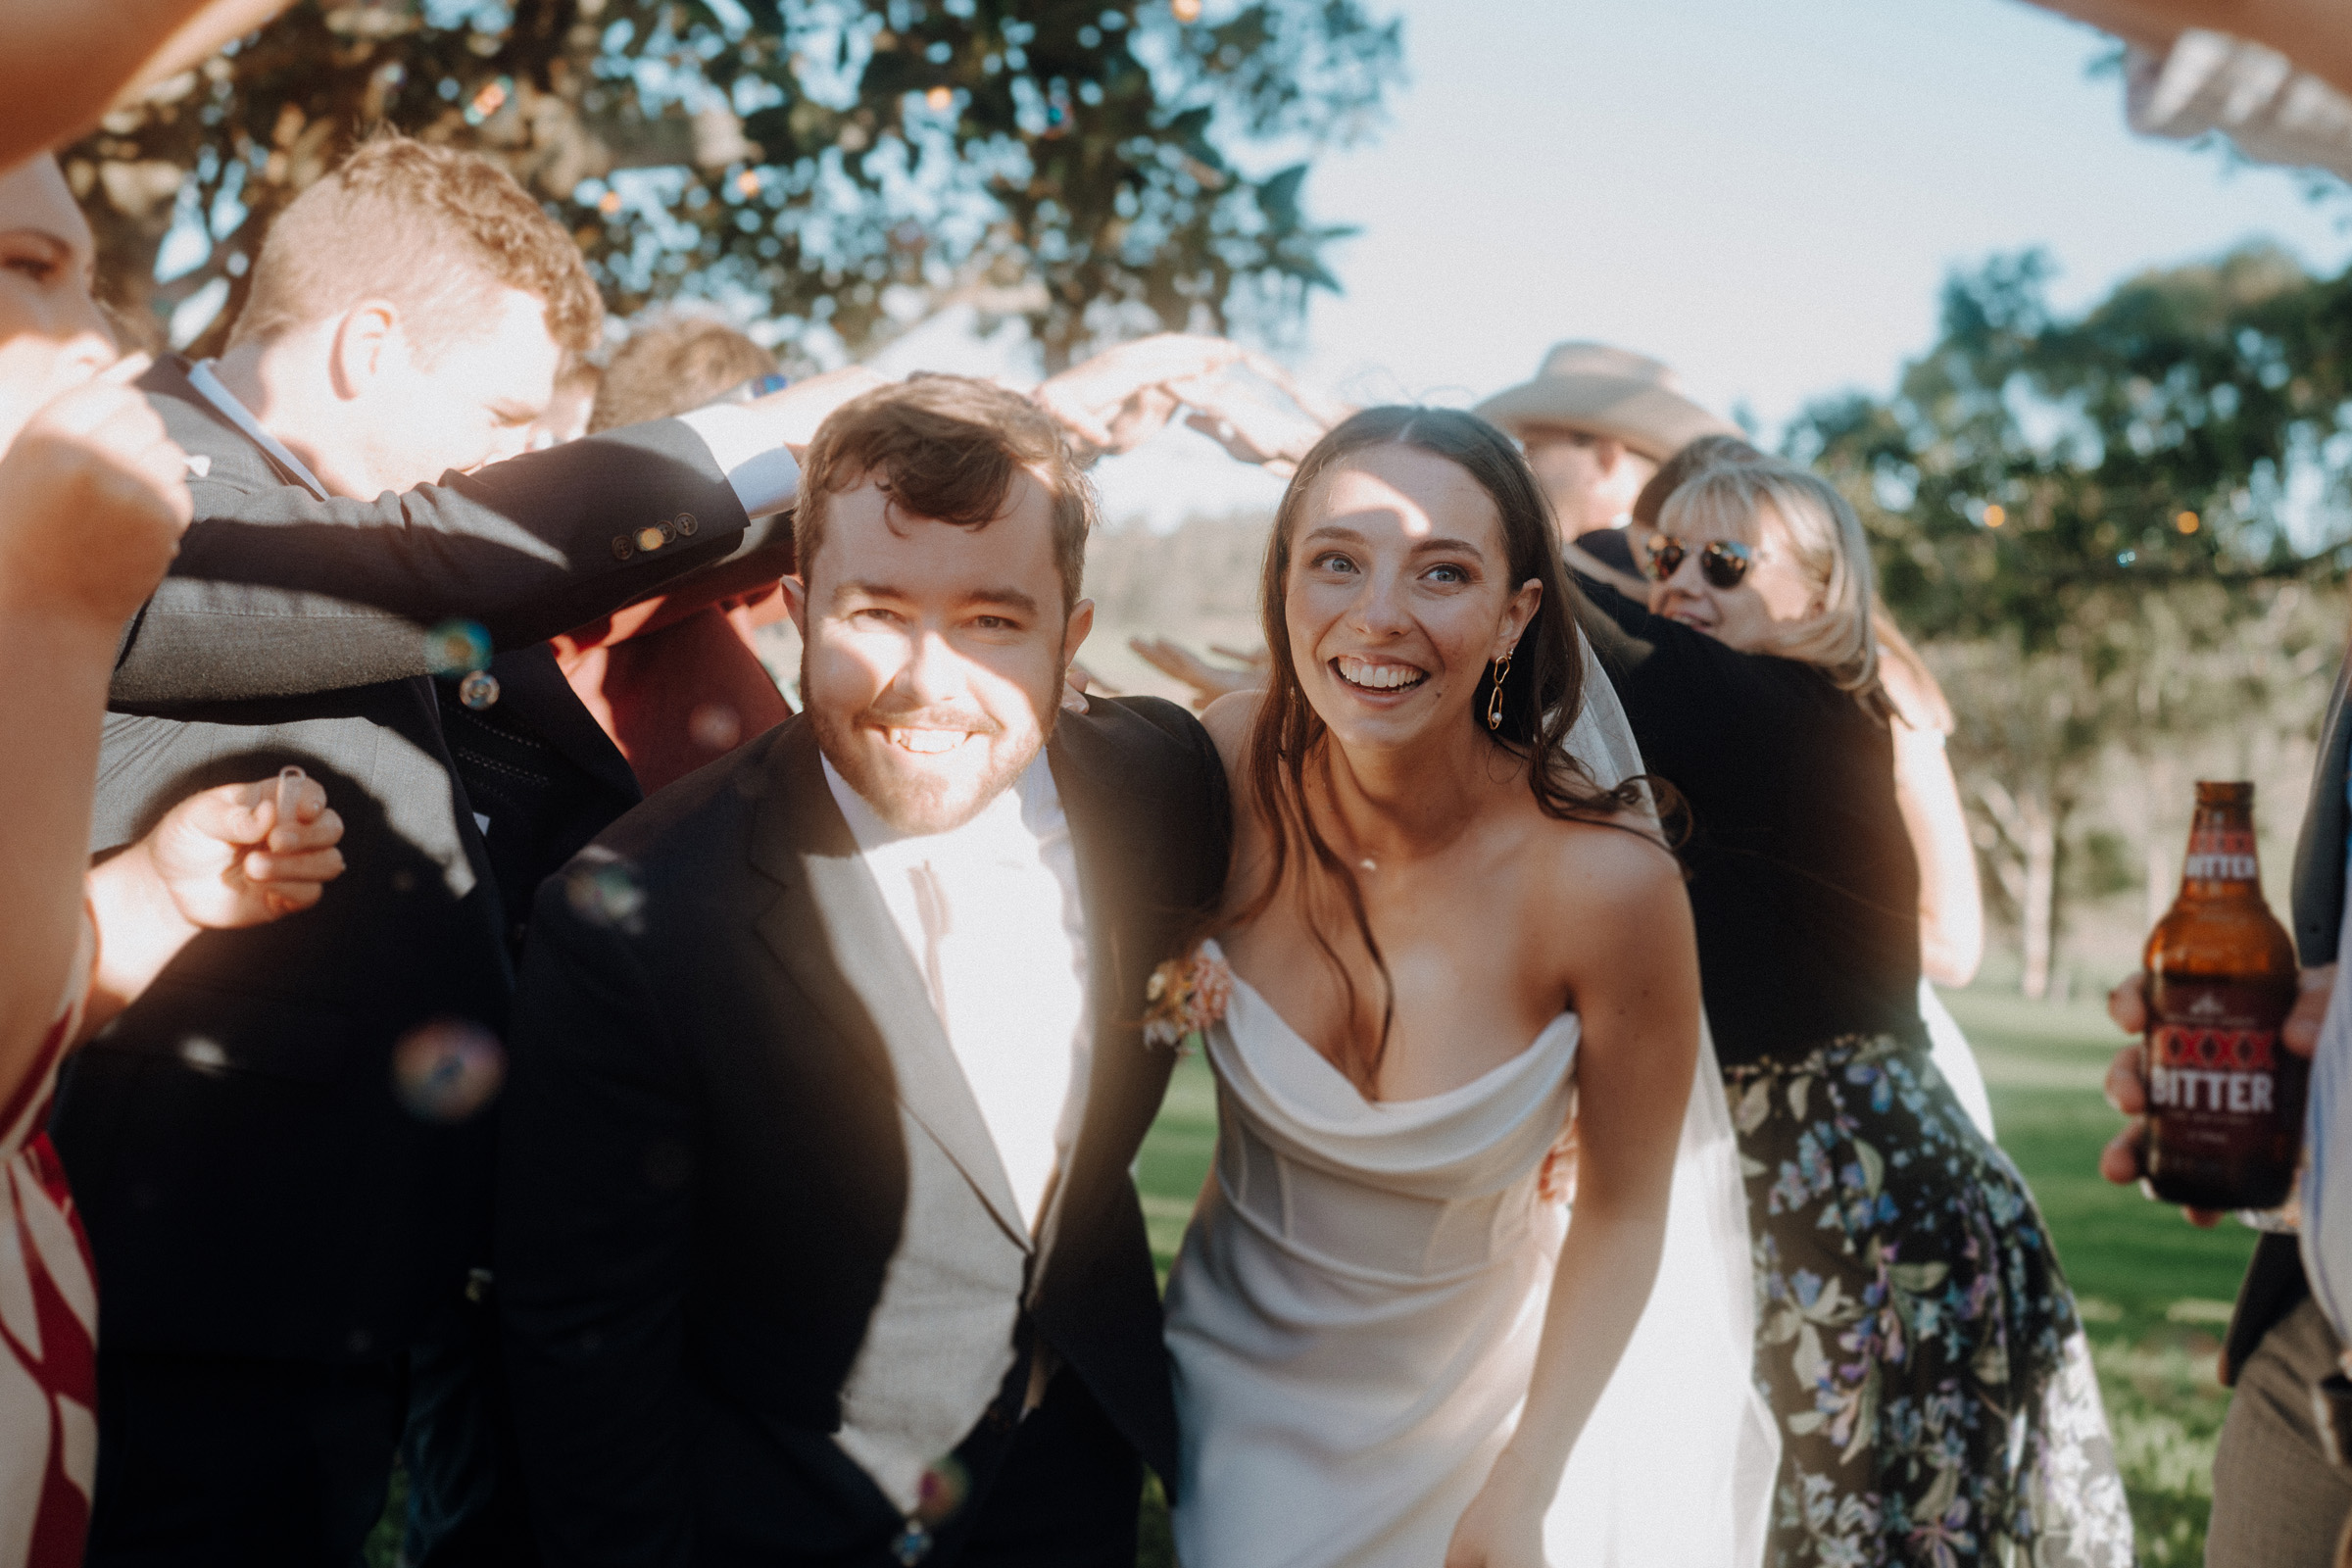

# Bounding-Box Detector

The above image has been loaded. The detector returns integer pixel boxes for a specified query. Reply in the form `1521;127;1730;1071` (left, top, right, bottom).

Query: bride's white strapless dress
1164;955;1776;1567
1164;635;1777;1566
1164;955;1580;1565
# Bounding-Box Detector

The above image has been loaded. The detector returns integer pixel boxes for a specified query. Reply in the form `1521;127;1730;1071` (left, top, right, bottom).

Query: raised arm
498;877;699;1567
111;366;884;705
0;0;290;170
1445;834;1700;1568
2024;0;2352;97
1876;630;1984;986
0;365;187;1124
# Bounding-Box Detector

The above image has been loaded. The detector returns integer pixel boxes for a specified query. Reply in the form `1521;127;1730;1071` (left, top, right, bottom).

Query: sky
876;0;2352;527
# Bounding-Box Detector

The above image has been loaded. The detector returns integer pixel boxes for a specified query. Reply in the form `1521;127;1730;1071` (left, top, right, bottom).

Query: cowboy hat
1474;341;1737;463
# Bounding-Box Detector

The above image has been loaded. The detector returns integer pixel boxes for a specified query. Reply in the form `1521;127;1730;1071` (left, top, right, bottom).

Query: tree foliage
69;0;1402;366
1790;243;2352;648
1788;245;2352;993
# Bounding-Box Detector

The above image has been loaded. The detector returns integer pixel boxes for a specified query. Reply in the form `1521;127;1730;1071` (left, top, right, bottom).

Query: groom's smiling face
788;466;1094;835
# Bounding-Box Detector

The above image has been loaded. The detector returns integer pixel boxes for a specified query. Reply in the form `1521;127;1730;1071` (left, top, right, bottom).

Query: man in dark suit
497;374;1228;1565
2105;646;2352;1566
56;134;877;1563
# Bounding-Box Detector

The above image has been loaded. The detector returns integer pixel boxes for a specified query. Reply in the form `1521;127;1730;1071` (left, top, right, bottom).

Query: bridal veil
1544;630;1779;1567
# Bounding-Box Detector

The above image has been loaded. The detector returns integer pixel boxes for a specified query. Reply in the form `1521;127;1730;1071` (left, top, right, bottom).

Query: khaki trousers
2209;1298;2352;1568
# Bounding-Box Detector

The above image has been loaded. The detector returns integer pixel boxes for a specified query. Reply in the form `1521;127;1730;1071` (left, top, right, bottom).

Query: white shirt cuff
675;405;804;518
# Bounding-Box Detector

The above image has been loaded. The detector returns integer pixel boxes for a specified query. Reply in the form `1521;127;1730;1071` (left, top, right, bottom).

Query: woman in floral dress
1571;460;2133;1568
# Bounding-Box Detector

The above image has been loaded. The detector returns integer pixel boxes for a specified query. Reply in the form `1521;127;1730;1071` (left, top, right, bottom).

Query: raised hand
1128;636;1267;710
1165;374;1328;477
1032;333;1245;461
1168;351;1350;475
0;354;192;632
2100;964;2333;1225
737;365;893;455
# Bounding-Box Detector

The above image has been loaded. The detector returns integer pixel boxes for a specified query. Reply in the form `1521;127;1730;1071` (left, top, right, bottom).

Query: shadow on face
789;468;1091;834
1285;445;1539;758
342;285;564;493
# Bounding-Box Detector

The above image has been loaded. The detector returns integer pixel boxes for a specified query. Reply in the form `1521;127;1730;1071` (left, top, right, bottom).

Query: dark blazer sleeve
498;876;698;1567
2292;644;2352;966
1127;693;1233;913
111;368;783;705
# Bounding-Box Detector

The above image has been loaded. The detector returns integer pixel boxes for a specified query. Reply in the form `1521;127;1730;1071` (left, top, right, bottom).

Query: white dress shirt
673;403;804;517
822;752;1093;1232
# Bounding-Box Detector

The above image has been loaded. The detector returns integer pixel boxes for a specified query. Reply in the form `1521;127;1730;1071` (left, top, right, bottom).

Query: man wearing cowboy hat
1474;341;1738;564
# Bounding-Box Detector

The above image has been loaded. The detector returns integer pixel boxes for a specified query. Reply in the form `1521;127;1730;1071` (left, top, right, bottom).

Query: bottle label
2148;980;2285;1125
2183;825;2258;881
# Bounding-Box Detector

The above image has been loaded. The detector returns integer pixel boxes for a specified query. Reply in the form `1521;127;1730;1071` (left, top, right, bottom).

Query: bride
1163;407;1773;1568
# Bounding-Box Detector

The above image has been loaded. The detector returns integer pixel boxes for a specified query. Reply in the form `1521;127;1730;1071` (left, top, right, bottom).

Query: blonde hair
1659;462;1890;714
228;133;601;361
1871;609;1954;734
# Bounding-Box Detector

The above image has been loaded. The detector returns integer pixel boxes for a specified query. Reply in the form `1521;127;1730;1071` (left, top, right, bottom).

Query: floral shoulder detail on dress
1143;948;1232;1056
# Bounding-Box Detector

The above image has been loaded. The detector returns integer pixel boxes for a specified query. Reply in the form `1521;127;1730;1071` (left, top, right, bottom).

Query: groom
496;374;1229;1565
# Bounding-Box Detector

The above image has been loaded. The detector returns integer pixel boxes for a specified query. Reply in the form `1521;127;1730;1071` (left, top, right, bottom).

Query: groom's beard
808;692;1051;837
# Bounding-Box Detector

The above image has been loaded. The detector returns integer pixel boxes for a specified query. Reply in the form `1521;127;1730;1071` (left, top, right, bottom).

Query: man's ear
782;574;809;637
328;300;402;401
1060;597;1096;667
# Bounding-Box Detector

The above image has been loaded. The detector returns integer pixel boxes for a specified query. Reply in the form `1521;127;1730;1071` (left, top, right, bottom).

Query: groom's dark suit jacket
54;355;781;1364
496;703;1228;1565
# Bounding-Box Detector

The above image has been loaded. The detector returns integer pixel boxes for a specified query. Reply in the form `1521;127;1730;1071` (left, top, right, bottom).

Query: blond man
58;133;875;1564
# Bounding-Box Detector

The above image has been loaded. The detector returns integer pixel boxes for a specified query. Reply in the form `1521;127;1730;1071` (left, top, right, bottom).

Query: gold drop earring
1486;649;1513;730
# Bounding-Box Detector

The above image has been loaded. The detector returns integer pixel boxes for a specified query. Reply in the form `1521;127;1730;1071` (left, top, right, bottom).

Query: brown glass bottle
2142;781;2307;1210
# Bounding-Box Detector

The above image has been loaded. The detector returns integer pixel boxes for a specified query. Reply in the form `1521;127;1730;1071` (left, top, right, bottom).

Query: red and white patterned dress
0;918;97;1567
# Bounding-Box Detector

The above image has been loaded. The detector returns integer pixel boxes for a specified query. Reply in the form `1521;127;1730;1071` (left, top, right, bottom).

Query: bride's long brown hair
1237;407;1659;1092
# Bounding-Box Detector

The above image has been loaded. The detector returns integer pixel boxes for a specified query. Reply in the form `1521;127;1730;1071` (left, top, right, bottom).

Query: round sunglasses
1642;533;1754;589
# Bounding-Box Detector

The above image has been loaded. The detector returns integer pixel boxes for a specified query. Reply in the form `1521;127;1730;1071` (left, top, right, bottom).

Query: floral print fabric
1727;1033;2132;1568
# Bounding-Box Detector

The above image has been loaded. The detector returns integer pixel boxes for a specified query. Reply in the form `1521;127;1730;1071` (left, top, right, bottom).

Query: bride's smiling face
1285;444;1542;754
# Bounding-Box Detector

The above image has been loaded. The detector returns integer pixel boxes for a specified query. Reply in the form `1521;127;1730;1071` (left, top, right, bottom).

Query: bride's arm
1445;831;1700;1568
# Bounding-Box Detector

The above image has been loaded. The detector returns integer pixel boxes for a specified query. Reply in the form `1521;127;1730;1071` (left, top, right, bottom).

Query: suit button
612;536;635;562
675;512;697;536
635;524;665;553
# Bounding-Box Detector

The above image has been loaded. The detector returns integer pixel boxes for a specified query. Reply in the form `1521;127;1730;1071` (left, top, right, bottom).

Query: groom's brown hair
794;374;1097;612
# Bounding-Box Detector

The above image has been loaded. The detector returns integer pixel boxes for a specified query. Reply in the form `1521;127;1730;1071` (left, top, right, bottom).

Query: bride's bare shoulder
1200;690;1263;786
1525;807;1686;927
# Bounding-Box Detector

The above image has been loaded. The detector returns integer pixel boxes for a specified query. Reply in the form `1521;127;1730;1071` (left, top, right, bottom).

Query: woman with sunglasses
1629;441;2001;1143
1571;460;2132;1568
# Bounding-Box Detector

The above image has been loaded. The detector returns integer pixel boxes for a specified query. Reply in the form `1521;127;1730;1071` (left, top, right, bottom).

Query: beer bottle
2142;781;2307;1210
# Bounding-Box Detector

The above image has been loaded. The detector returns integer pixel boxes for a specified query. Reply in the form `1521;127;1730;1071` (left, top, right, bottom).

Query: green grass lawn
1129;989;2255;1567
1941;989;2253;1568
